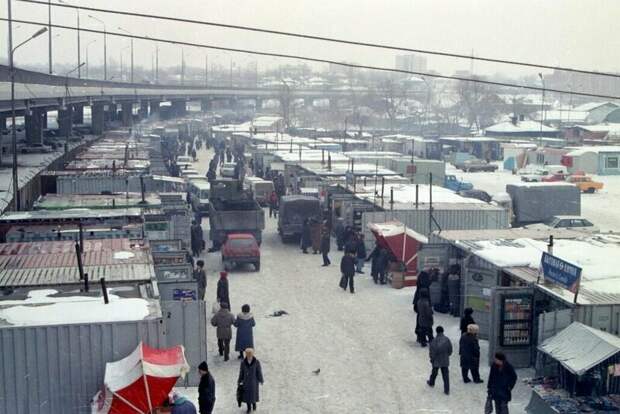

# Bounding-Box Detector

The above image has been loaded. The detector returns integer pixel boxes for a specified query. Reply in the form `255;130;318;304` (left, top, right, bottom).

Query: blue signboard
173;289;197;301
540;252;582;293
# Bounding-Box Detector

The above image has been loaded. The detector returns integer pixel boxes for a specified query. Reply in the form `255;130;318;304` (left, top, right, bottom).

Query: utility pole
88;15;106;80
181;49;185;85
538;73;545;147
205;54;208;87
48;0;52;74
118;27;133;83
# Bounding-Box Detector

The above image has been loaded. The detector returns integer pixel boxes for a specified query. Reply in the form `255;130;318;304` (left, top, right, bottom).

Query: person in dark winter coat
487;353;517;414
460;324;483;384
427;326;453;395
344;229;357;254
190;221;204;257
320;229;331;266
234;304;255;359
191;147;197;161
339;251;356;293
238;348;264;413
194;260;206;301
197;362;216;414
335;219;345;251
211;303;235;361
460;308;476;334
310;219;322;254
416;288;434;346
377;248;389;284
268;191;278;218
217;271;230;308
367;242;381;282
355;234;367;274
412;271;432;311
300;219;312;254
169;391;197;414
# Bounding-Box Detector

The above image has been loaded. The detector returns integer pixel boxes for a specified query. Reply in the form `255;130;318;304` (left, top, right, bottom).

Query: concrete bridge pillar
140;101;149;119
149;101;160;117
91;103;105;135
58;106;74;139
171;100;187;118
201;99;212;112
25;107;45;144
121;102;133;127
72;105;84;124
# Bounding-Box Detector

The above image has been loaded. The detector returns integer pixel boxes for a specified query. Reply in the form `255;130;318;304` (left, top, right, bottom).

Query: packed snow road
175;146;532;413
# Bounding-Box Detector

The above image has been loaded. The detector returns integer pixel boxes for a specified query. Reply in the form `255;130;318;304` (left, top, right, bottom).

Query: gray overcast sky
2;0;619;77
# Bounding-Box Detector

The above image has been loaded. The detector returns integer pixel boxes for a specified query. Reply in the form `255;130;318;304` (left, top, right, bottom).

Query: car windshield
228;238;254;248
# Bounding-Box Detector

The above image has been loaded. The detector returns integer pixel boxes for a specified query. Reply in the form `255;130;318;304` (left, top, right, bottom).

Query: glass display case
500;294;533;347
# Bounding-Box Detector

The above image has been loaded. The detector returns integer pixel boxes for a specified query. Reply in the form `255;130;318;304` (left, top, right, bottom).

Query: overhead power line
3;17;620;101
15;0;620;79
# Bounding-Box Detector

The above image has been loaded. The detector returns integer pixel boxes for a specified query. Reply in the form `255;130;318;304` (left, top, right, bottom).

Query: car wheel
586;187;595;194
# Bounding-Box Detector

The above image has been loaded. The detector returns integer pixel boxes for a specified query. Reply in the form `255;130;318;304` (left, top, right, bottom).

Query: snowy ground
171;146;534;413
449;164;620;232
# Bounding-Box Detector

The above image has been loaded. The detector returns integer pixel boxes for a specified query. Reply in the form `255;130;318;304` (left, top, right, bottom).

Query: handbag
339;275;347;289
484;395;493;414
236;383;244;407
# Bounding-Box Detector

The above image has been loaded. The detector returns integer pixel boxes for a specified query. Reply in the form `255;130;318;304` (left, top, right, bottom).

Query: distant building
561;145;620;175
395;54;428;73
547;69;620;99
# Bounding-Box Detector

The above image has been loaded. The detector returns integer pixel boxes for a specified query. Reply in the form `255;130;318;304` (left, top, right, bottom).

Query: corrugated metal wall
0;319;164;414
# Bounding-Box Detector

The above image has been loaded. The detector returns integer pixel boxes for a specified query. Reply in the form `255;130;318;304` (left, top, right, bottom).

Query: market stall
367;221;427;288
526;322;620;413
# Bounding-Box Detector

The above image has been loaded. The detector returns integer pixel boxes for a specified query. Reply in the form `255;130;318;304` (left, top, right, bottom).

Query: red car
221;233;261;271
541;173;568;182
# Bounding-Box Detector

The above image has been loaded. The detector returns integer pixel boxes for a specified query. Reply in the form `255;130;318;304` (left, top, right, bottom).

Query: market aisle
178;143;532;413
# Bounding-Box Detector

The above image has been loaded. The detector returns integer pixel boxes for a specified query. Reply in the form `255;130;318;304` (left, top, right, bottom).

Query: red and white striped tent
91;342;190;414
368;221;428;286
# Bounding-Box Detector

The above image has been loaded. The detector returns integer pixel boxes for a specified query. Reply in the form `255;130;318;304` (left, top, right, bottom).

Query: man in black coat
460;308;476;334
197;361;216;414
217;272;230;308
487;352;517;414
300;219;312;254
320;230;331;267
459;324;483;384
190;221;204;257
339;251;356;293
355;234;367;274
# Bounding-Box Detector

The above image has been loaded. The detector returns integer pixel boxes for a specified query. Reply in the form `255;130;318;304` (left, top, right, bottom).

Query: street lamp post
59;0;81;78
85;40;96;78
538;73;545;147
118;27;133;83
48;0;52;74
9;21;48;211
88;15;106;80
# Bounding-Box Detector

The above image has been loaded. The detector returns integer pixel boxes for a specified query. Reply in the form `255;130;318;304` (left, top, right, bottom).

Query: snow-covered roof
566;145;620;157
252;116;282;127
357;183;485;205
0;289;157;327
573;102;618;112
577;123;620;134
454;234;620;305
485;120;558;133
380;134;436;143
273;149;349;163
532;110;589;123
440;136;499;143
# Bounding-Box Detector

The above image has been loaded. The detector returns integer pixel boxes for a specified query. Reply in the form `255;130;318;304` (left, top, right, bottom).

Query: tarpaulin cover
92;342;189;414
538;322;620;376
368;221;427;275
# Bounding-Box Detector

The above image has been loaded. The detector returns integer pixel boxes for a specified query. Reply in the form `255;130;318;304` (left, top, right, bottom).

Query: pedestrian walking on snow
234;304;255;359
339;251;356;293
300;219;312;254
310;219;321;254
190;220;204;257
194;260;206;301
211;302;235;361
416;288;434;346
320;230;331;266
355;234;366;274
460;323;483;384
427;326;453;395
460;307;476;334
268;191;278;218
197;362;215;414
217;271;230;308
487;352;517;414
238;348;264;413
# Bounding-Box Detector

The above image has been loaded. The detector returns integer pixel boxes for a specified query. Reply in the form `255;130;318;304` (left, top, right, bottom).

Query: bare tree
457;77;503;130
377;77;409;132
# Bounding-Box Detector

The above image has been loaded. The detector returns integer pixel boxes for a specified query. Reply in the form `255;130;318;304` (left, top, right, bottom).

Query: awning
538;322;620;376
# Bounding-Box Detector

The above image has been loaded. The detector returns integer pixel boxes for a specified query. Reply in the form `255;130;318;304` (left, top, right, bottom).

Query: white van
244;177;274;206
188;179;210;216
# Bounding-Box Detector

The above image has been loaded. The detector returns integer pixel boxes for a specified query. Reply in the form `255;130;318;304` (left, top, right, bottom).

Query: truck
208;178;265;249
444;175;474;192
504;182;581;226
244;177;275;206
188;179;210;217
455;158;498;172
278;195;321;242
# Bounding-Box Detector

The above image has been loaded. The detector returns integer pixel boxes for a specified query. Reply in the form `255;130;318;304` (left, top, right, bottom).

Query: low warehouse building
561;145;620;175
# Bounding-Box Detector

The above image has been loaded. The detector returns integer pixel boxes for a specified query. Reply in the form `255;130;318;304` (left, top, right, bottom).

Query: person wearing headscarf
238;348;264;413
234;304;256;359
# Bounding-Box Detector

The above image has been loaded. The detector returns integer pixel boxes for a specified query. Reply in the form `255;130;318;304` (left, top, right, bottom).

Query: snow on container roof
454;234;620;305
301;163;399;176
566;145;620;157
33;193;161;210
344;151;404;158
273;150;349;163
0;208;142;223
485;120;558;133
538;322;620;376
0;289;158;327
507;182;576;188
357;183;485;205
440;136;499;142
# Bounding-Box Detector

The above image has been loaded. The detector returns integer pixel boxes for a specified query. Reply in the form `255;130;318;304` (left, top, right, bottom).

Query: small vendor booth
367;221;428;288
526;322;620;413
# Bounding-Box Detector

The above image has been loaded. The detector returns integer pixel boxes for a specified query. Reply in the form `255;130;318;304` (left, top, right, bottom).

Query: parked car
220;162;236;178
21;143;53;154
541;173;568;182
444;174;473;192
519;165;567;182
221;233;260;271
567;175;604;193
458;189;492;203
456;159;498;172
526;215;599;233
176;155;193;164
